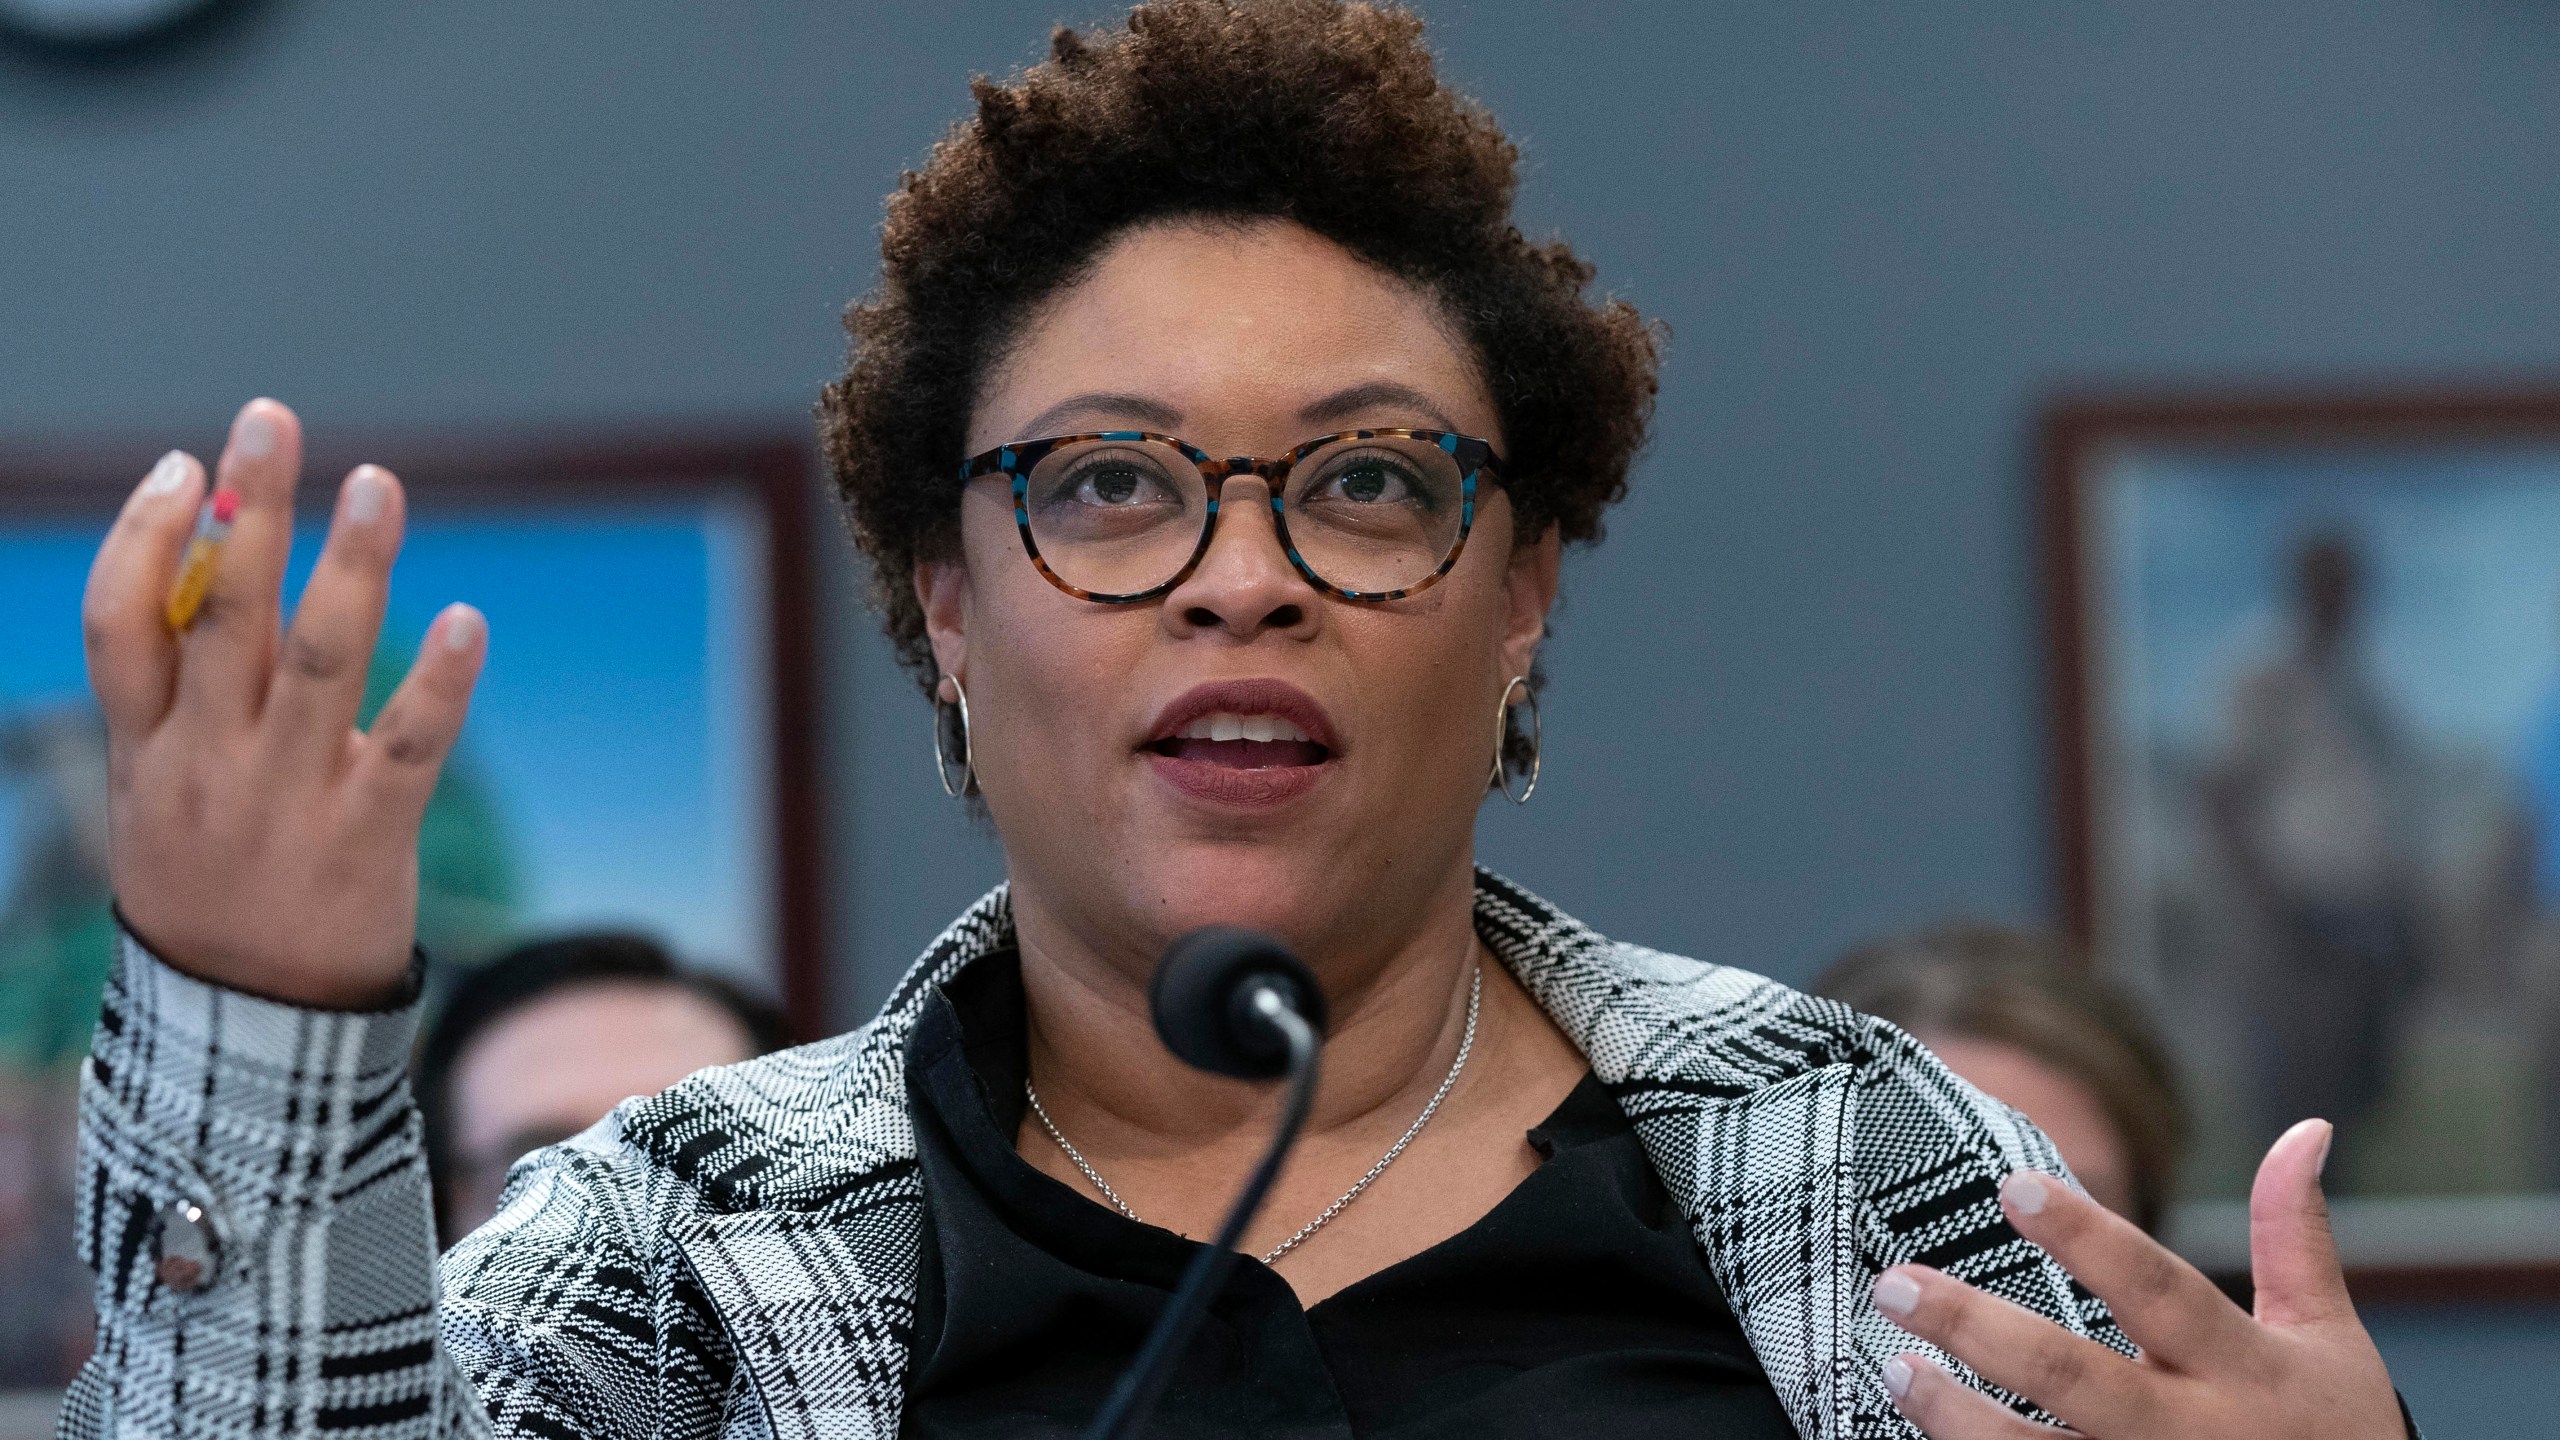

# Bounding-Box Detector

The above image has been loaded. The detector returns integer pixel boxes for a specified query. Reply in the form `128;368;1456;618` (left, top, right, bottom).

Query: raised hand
1870;1118;2403;1439
82;398;485;1008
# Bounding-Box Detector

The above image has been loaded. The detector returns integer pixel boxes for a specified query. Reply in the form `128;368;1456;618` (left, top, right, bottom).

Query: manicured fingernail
2001;1170;2050;1216
140;450;189;497
1882;1355;1913;1399
233;404;280;461
1873;1270;1921;1318
437;603;484;651
344;468;389;525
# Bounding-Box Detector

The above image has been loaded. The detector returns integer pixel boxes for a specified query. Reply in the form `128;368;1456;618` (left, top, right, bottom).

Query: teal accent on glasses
959;426;1504;606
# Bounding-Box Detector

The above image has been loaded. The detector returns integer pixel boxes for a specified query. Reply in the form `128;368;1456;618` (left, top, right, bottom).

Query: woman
71;3;2409;1437
1813;924;2185;1235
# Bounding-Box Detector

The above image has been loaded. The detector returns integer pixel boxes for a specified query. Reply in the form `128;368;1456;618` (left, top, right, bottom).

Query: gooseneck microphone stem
1080;985;1320;1440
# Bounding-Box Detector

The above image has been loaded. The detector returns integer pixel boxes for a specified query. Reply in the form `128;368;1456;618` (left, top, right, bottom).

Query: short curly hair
819;0;1661;697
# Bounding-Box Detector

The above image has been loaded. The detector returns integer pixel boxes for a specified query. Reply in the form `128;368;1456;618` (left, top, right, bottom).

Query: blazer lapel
1475;870;1868;1440
654;875;1888;1440
672;1188;924;1440
1626;1066;1862;1440
631;890;1017;1438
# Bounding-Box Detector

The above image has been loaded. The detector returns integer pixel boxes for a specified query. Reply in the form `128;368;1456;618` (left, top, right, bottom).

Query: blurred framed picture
0;427;827;1382
2044;391;2560;1298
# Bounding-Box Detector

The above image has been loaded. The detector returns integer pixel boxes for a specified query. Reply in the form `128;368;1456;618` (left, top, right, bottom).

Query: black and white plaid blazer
70;870;2130;1440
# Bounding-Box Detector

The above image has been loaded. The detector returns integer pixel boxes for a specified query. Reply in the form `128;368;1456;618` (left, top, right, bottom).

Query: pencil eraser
210;489;240;524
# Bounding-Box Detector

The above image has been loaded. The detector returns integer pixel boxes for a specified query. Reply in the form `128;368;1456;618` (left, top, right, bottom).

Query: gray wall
6;0;2552;1422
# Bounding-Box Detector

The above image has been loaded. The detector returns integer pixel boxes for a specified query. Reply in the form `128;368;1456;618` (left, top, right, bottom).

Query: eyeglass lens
1020;435;1470;596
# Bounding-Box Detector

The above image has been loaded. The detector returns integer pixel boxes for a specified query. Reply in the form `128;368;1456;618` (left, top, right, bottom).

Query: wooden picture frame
0;424;840;1388
0;425;832;1034
2041;388;2560;1302
0;423;836;1387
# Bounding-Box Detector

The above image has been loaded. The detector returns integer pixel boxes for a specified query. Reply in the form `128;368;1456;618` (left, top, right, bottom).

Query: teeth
1177;712;1313;744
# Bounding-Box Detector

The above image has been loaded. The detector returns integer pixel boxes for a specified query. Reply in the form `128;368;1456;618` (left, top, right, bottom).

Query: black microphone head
1149;927;1328;1079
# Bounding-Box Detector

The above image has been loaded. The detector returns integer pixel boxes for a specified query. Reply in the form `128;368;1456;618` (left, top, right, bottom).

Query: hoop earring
1489;673;1540;805
933;676;975;798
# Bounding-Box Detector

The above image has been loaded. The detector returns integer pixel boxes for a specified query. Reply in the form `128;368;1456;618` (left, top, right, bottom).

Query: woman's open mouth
1145;712;1332;769
1141;681;1340;805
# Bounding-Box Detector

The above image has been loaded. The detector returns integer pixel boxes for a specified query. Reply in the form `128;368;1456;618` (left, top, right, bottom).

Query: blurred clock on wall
0;0;227;49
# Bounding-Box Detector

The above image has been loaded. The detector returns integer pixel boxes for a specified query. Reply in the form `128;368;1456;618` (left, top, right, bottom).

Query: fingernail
1873;1270;1920;1318
2315;1121;2333;1179
232;404;280;461
1882;1355;1913;1400
140;450;189;497
344;468;389;526
437;603;484;651
2001;1170;2050;1216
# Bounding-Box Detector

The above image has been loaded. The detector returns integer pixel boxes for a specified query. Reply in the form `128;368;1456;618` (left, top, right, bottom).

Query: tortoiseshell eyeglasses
955;428;1504;604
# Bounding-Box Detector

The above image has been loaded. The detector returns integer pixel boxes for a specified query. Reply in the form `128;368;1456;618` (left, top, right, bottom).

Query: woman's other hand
84;398;485;1008
1873;1118;2403;1439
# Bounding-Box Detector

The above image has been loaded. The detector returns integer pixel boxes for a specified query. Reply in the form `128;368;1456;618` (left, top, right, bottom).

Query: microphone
1080;927;1329;1440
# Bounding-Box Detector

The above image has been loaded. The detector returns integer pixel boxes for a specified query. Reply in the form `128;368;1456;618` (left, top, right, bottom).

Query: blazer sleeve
65;927;743;1440
1842;1018;2138;1422
1843;1020;2429;1439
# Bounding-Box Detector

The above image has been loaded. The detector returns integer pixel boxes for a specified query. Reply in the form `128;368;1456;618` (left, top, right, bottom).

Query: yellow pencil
164;489;239;633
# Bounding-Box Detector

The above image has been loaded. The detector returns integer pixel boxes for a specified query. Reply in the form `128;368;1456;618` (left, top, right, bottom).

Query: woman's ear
1499;523;1563;682
916;555;971;690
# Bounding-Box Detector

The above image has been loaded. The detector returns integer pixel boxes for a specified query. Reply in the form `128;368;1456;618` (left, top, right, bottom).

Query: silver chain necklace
1025;959;1482;1267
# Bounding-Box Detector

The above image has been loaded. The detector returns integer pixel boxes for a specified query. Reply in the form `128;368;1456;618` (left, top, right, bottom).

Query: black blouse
899;951;1799;1438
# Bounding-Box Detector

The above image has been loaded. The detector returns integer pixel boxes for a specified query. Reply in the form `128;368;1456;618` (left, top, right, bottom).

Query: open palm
82;398;484;1008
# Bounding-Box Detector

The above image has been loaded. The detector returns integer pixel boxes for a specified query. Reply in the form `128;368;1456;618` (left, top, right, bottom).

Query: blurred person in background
2205;530;2424;1165
414;932;787;1244
1813;924;2185;1236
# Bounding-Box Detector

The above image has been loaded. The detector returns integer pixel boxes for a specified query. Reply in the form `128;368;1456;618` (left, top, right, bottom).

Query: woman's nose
1163;475;1318;638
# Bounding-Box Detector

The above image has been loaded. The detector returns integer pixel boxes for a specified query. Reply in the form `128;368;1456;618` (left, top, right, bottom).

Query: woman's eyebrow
1016;391;1185;438
1298;381;1460;434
